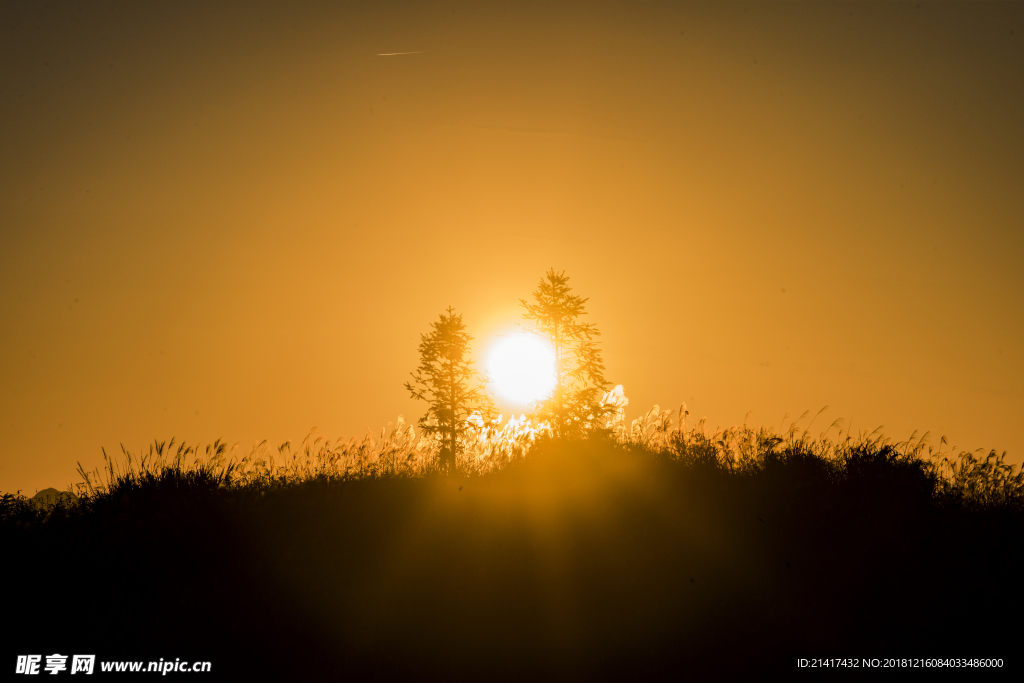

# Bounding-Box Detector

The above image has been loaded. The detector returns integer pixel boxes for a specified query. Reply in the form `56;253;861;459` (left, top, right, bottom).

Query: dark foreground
4;439;1021;679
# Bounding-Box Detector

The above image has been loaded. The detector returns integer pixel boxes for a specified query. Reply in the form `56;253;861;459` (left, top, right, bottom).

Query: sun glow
488;335;557;405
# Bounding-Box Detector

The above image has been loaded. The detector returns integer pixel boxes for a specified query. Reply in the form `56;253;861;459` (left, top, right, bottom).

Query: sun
487;335;557;405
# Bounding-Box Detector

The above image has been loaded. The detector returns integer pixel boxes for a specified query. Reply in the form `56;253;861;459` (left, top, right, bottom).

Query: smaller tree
405;307;495;472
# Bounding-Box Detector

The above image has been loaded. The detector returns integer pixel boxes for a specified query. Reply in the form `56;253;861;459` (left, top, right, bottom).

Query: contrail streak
377;51;425;56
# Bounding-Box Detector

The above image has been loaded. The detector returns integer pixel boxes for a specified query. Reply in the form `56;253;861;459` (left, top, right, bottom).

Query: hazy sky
1;0;1021;493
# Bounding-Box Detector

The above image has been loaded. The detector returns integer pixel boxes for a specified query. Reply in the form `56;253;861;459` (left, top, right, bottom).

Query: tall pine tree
520;269;610;438
405;307;494;472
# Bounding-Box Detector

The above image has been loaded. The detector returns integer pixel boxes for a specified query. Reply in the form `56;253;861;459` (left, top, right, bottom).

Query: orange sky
1;0;1021;494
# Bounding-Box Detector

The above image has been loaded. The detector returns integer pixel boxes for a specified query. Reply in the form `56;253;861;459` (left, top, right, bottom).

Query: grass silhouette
3;412;1021;679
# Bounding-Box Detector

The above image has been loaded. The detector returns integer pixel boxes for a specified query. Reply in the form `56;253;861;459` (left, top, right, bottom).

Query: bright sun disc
488;336;556;405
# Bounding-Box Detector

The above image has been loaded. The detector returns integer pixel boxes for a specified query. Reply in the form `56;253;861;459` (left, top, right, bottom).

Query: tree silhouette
520;269;611;438
405;307;495;472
